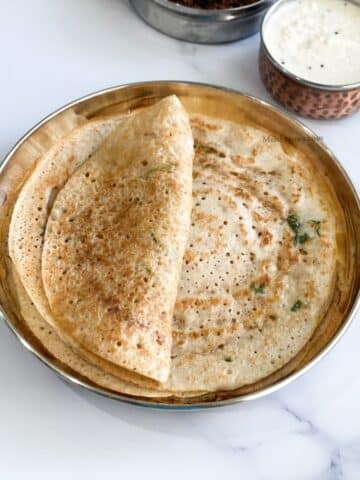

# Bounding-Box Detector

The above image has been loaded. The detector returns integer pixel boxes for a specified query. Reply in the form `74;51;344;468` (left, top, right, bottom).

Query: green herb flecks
253;284;265;294
295;232;311;245
286;214;312;247
224;356;233;363
141;162;175;180
291;300;302;312
287;214;301;234
309;220;321;236
138;263;154;277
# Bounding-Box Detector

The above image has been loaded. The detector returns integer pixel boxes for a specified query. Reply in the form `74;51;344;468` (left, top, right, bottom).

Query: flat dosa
161;114;339;391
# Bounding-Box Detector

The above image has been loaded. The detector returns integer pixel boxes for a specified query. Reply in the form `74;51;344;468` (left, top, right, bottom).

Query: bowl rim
151;0;268;15
1;80;359;409
260;0;360;92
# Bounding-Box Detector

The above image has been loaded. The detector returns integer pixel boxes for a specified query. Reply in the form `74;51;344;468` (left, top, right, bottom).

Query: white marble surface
0;1;359;478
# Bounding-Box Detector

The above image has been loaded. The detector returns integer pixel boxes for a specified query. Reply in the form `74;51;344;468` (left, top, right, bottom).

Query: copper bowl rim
260;0;360;92
1;81;359;409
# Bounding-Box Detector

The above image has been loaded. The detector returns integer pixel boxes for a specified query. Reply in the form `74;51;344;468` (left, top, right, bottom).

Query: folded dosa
10;96;194;384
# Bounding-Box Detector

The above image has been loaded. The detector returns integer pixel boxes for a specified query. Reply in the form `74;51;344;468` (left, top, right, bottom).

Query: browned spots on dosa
194;141;226;159
175;296;230;311
243;315;263;331
232;288;250;300
233;187;252;201
192;210;218;227
230;177;285;217
291;191;302;203
304;279;316;300
260;259;277;278
155;330;165;345
260;229;273;246
252;211;265;222
276;234;300;271
239;222;248;236
319;237;331;248
250;274;270;288
230;171;249;183
183;250;197;264
191;118;220;132
231;154;255;166
263;197;284;217
173;321;241;341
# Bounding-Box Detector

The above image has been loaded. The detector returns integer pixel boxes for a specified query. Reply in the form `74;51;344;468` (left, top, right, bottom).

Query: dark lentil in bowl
168;0;258;7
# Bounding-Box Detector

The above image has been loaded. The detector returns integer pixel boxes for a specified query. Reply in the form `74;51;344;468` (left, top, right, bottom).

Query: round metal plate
0;81;359;409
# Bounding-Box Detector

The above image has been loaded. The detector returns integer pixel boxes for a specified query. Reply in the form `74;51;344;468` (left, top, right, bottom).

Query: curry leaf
287;214;301;234
141;163;175;180
253;284;265;294
291;300;302;312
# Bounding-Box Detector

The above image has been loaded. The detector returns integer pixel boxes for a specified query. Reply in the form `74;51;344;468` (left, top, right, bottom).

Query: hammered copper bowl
259;0;360;120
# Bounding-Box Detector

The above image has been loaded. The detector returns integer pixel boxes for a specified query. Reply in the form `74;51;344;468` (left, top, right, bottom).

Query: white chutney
263;0;360;86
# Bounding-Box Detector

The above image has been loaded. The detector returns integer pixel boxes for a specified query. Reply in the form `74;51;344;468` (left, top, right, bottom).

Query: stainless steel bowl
130;0;274;43
1;81;359;409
